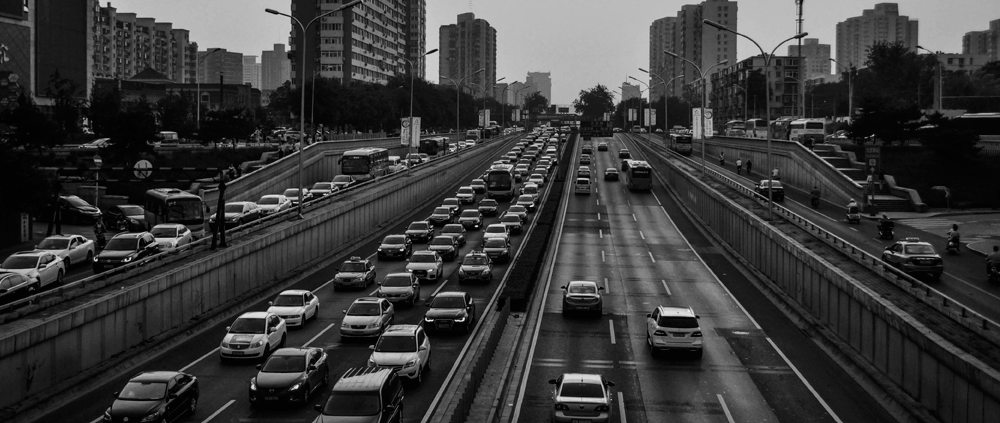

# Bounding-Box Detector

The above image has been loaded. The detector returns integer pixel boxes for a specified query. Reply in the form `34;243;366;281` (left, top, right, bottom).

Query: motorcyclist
946;224;961;250
810;186;821;204
878;214;894;233
93;219;107;250
987;245;1000;275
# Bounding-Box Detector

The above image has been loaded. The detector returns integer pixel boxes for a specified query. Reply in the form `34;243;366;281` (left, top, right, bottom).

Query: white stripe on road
201;399;236;423
303;323;337;347
653;192;662;206
597;199;600;206
661;279;671;296
632;213;637;222
648;251;656;263
639;231;645;240
599;229;603;239
314;277;337;292
604;277;610;294
627;200;632;206
850;227;858;232
597;212;601;220
608;320;616;345
601;251;606;262
717;394;736;423
179;347;220;373
766;337;844;423
618;392;627;423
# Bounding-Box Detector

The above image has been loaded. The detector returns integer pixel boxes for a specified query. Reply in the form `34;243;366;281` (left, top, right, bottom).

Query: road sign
134;160;153;179
93;155;102;167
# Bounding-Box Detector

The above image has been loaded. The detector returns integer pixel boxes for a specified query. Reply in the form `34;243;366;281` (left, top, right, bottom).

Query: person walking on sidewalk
746;159;753;175
736;158;743;174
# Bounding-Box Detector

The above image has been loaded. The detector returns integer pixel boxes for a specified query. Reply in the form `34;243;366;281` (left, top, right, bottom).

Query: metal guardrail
626;133;1000;347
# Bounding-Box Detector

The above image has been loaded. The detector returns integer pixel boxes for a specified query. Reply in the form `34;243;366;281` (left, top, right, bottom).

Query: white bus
485;164;516;200
788;119;826;146
745;119;768;138
143;188;205;233
622;160;653;191
340;147;390;182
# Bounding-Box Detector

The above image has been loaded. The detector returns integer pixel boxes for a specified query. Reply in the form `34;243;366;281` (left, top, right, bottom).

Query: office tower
648;0;738;101
91;2;197;83
525;72;551;103
406;0;428;79
243;55;261;88
439;12;497;98
710;55;801;123
788;38;831;79
621;82;641;102
963;19;999;63
198;48;242;84
835;3;919;72
261;43;291;90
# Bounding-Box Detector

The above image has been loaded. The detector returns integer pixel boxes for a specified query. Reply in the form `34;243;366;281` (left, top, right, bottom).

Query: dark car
0;272;34;305
378;234;412;260
55;195;102;224
249;347;329;405
424;291;476;333
470;179;487;194
604;168;619;181
331;175;356;190
405;221;434;243
440;224;467;246
428;206;455;226
499;212;523;235
618;148;631;159
755;180;785;201
458;251;493;284
482;237;511;264
92;232;160;273
478;198;500;217
208;201;262;230
103;205;146;232
102;371;199;423
458;209;484;230
597;142;609;151
427;235;460;261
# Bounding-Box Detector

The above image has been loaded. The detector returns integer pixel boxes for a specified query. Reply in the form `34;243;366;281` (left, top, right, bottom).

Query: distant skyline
114;0;1000;103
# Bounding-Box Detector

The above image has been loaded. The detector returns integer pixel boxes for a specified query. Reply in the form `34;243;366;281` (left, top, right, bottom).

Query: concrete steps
813;144;914;211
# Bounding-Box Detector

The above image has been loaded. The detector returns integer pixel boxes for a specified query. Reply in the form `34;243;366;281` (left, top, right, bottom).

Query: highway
511;134;894;423
35;135;553;423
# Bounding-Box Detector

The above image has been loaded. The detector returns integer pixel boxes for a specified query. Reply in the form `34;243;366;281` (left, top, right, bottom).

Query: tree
523;92;548;115
156;93;196;138
573;84;615;120
0;94;61;151
45;70;83;138
0;144;53;213
845;98;921;145
89;85;124;138
105;96;157;164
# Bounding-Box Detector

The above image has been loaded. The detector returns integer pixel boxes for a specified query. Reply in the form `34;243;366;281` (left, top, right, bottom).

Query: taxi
881;237;944;279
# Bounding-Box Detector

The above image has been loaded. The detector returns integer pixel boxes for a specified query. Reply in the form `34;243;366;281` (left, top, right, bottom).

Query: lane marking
944;271;1000;303
608;319;616;344
653;193;662;206
201;399;236;423
618;392;627;423
303;323;337;347
661;279;672;296
597;199;600;206
632;213;637;222
600;229;603;239
179;347;220;373
627;200;632;206
602;250;606;262
639;231;645;240
766;338;844;423
314;277;337;292
598;212;601;221
717;394;736;423
604;277;610;294
596;187;599;194
648;251;656;263
850;227;858;232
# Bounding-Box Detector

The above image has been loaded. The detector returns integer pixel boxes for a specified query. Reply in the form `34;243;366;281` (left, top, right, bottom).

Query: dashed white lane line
179;347;220;373
850;227;858;232
608;320;616;345
597;199;600;206
598;212;602;220
765;337;844;423
618;392;627;423
601;251;606;262
661;279;672;296
648;251;656;263
627;200;632;206
201;399;236;423
717;394;736;423
599;229;603;239
604;277;610;294
632;213;637;222
303;323;337;347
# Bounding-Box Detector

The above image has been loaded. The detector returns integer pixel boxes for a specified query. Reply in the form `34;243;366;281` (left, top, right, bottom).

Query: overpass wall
0;139;508;414
641;141;1000;423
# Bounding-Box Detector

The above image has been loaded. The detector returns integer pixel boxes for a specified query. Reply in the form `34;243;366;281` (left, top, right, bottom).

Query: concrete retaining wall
640;142;1000;423
0;138;510;414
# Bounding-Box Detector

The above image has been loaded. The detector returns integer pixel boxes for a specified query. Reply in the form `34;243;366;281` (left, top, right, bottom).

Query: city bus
419;136;449;156
788;118;826;146
745;119;768;138
724;120;746;137
143;188;205;233
340;147;390;182
769;117;797;141
622;160;653;191
485;164;516;200
667;133;693;156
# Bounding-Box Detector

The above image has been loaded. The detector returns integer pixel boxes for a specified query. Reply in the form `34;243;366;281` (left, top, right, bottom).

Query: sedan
56;195;102;224
755;180;785;201
377;273;421;307
441;198;462;215
220;312;288;360
506;205;528;223
424;292;476;333
0;272;35;304
428;207;455;226
440;224;467;246
103;371;199;423
331;175;356;190
549;373;614;423
378;234;412;260
527;174;545;187
457;209;484;230
92;232;160;273
483;224;511;244
456;186;477;204
482;238;511;264
257;194;292;215
405;221;435;243
499;213;524;235
1;251;65;289
282;188;309;206
209;201;261;230
267;290;320;327
604;168;619;181
249;348;328;405
306;182;336;200
516;194;538;212
561;280;604;316
406;250;444;282
618;149;631;159
150;224;193;251
470;179;487;194
102;205;146;232
478;199;500;217
427;235;461;261
34;234;95;267
579;154;592;165
597;142;609;151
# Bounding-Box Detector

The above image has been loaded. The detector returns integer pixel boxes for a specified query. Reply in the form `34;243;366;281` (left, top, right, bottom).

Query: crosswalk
897;218;960;233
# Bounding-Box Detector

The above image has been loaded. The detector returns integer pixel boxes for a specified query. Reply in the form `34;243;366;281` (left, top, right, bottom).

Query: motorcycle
810;197;820;209
945;237;960;254
877;224;894;240
846;206;861;224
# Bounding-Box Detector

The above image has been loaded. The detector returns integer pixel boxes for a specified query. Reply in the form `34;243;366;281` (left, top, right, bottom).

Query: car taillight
554;403;569;410
595;405;610;412
692;331;702;337
653;330;667;336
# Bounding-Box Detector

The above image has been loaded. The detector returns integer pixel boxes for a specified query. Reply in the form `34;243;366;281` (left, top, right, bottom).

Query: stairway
813;144;914;211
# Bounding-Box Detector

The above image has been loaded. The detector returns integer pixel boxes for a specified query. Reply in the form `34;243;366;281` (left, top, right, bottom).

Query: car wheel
188;397;198;416
279;334;286;348
647;334;657;356
56;270;64;286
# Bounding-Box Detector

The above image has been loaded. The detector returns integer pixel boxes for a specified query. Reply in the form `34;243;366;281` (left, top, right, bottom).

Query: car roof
112;232;147;239
11;250;47;257
559;373;604;384
270;347;315;357
277;289;310;296
655;306;697;318
435;291;467;298
385;272;412;278
567;280;598;287
443;223;465;229
238;311;270;319
411;250;437;256
152;223;186;229
352;297;385;304
897;238;932;246
131;371;183;382
333;367;395;391
381;324;420;336
226;201;254;205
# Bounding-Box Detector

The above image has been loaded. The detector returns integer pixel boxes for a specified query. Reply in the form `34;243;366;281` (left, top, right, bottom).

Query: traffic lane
35;137;522;423
621;134;895;423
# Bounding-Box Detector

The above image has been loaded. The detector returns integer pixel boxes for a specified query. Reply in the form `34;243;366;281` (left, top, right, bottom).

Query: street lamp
442;68;485;142
612;89;626;132
829;58;853;122
639;69;683;136
513;84;533;127
265;0;362;219
401;48;438;148
196;47;222;131
704;18;806;221
500;81;520;129
916;45;942;110
664;50;728;175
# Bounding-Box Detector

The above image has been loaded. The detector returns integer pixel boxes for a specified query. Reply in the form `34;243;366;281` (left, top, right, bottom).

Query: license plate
265;396;278;401
231;351;244;355
572;420;590;423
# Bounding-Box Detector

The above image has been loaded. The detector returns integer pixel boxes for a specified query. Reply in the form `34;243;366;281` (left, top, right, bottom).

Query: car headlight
93;256;99;262
288;382;303;391
103;408;111;420
367;321;381;329
424;316;434;323
454;316;467;323
398;246;405;251
367;357;376;367
406;268;414;273
123;256;133;263
377;248;383;252
458;269;466;276
249;379;257;391
141;411;162;422
220;341;229;348
251;340;264;348
403;359;417;368
341;320;350;327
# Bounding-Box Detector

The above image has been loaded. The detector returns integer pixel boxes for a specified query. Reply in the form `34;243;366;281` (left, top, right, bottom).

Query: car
428;206;456;226
102;204;146;232
527;173;545;187
441;197;462;215
79;138;110;149
458;251;493;284
257;194;292;215
405;221;434;243
881;237;944;279
102;371;199;423
514;165;530;180
597;142;609;151
306;182;336;200
92;232;160;273
470;179;487;194
646;306;703;357
149;223;193;251
577;167;592;179
483;223;511;244
521;184;541;201
478;198;500;217
331;174;356;190
282;187;309;206
546;146;557;154
579;154;593;165
333;256;377;290
316;367;403;423
581;145;594;154
515;194;538;212
220;311;288;359
406;250;444;282
367;325;431;383
534;166;551;180
604;167;619;181
0;272;35;303
377;272;421;307
754;180;785;201
440;224;468;246
418;153;430;162
561;281;605;316
618;148;631;159
34;234;95;267
456;209;483;230
406;153;423;165
249;347;328;405
506;205;528;223
340;297;395;339
208;201;261;230
499;212;524;235
55;195;102;224
548;373;615;423
427;235;461;261
575;178;592;195
267;290;320;327
0;251;65;290
423;291;476;333
378;234;412;260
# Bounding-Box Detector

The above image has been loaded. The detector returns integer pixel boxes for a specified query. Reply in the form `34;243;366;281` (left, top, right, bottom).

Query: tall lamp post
612;90;626;132
401;48;438;147
513;84;532;127
916;45;942;110
829;58;853;122
639;69;683;136
442;68;486;142
704;19;807;221
627;77;648;135
484;77;505;126
196;48;222;131
500;81;520;129
265;0;362;219
664;51;728;175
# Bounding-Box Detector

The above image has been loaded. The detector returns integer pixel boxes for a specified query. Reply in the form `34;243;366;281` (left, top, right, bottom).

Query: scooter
877;224;894;240
945;237;960;254
846;206;861;224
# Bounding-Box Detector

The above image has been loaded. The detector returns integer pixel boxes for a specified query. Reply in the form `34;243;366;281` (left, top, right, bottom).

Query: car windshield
560;382;605;398
37;238;70;249
272;294;303;306
518;196;533;202
261;355;305;373
905;245;936;255
458;187;473;194
283;189;302;197
105;238;138;251
224;204;244;213
375;335;416;352
524;187;538;194
2;256;37;269
460;210;480;218
484;239;506;248
500;215;520;223
486;226;505;234
431;296;467;308
347;303;380;316
229;317;265;334
410;253;435;263
150;227;179;238
341;262;366;272
480;200;497;207
408;222;428;230
656;316;699;328
322;392;380;416
383;235;406;244
118;381;166;401
258;197;281;205
509;206;526;213
332;175;352;183
443;199;459;206
64;196;90;207
119;206;143;216
569;284;597;294
312;183;332;190
433;207;451;215
430;237;453;246
463;256;489;265
382;275;412;287
472;180;485;185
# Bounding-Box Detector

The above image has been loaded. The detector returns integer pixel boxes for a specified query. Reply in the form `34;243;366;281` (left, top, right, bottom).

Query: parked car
340;297;395;339
92;232;160;273
0;251;65;289
405;250;444;282
219;311;287;360
102;371;199;423
423;292;476;333
249;347;328;405
34;234;95;267
266;290;320;327
102;205;146;232
257;194;292;215
150;224;193;251
378;234;412;260
208;201;261;230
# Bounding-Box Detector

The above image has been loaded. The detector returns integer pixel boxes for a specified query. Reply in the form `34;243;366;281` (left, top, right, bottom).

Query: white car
527;174;545;187
455;186;477;204
405;250;444;282
34;234;95;267
150;223;193;251
340;297;395;339
267;289;320;327
0;251;66;289
549;373;615;423
220;312;287;360
367;325;431;383
646;305;703;357
482;224;511;244
257;194;292;215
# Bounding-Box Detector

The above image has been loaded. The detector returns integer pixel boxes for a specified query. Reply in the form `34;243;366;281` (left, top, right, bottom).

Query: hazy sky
116;0;999;104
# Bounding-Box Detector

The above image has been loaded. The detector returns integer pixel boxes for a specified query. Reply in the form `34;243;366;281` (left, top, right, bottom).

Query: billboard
401;117;421;147
692;108;714;139
478;109;491;127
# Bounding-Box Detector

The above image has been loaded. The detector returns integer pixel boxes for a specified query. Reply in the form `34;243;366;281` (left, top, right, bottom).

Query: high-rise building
35;0;92;104
835;3;919;72
172;29;198;83
243;55;261;88
439;13;497;98
621;82;641;102
406;0;428;80
648;0;738;101
91;2;197;83
261;43;291;91
507;81;528;105
963;19;999;63
494;82;508;103
788;38;831;79
525;72;551;103
198;48;242;85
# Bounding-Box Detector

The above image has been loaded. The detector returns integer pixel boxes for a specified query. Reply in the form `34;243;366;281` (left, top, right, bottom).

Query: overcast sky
116;0;999;104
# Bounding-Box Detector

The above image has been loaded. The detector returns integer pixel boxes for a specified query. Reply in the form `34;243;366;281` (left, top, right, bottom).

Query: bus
724;120;746;137
953;113;1000;135
419;136;449;156
745;119;768;138
622;160;653;191
769;117;796;141
340;147;390;182
143;188;205;233
485;164;516;200
788;118;826;146
667;133;693;156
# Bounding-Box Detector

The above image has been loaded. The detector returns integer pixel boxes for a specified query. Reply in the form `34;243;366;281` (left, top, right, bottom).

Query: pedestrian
878;171;885;192
746;159;753;175
736;158;743;175
772;167;780;180
719;151;725;166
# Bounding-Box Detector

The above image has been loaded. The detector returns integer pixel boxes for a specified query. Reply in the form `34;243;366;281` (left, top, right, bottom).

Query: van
574;178;591;195
387;156;406;173
315;367;403;423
